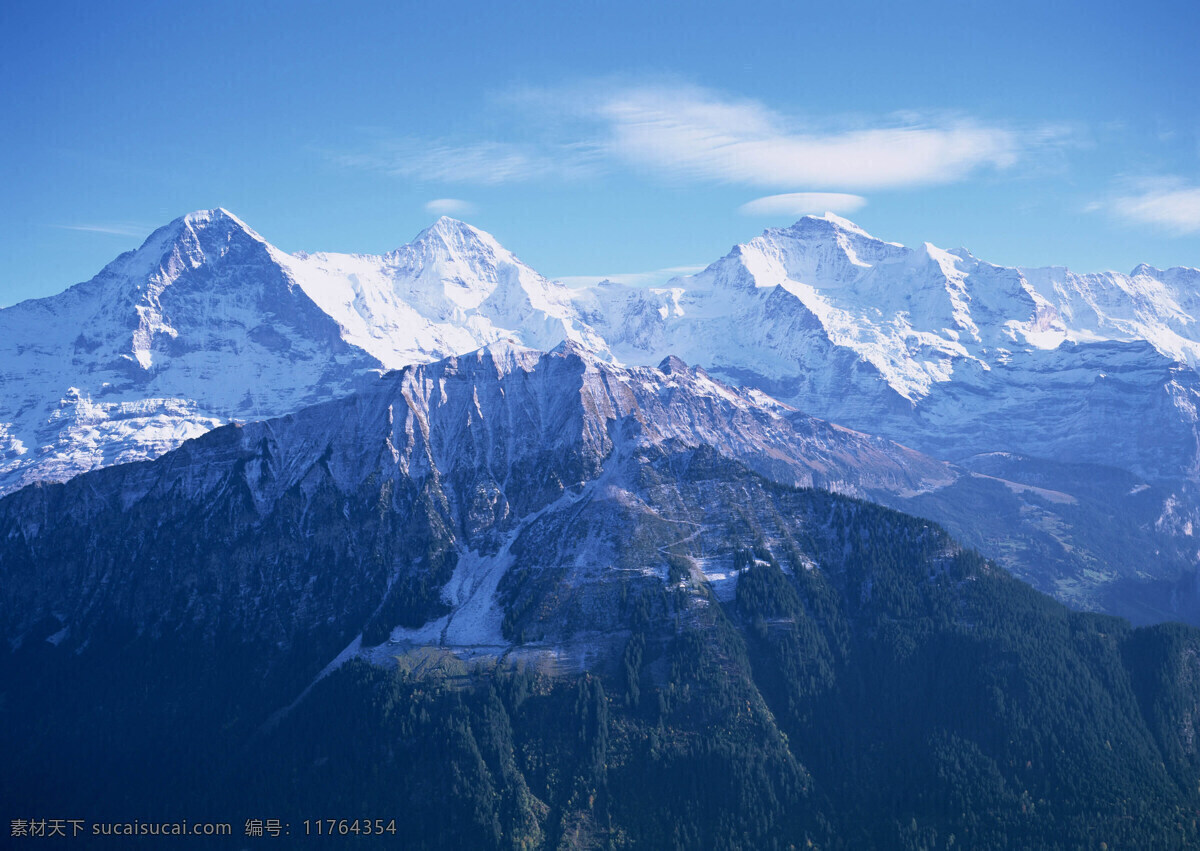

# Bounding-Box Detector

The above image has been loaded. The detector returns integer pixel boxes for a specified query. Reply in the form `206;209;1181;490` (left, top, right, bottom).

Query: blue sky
2;0;1198;304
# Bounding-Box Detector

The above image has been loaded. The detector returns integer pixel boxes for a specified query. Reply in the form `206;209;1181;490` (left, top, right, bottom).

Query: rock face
0;343;961;661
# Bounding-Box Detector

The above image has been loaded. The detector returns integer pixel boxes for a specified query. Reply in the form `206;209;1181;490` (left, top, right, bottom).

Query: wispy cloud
336;80;1051;193
557;264;707;289
424;198;478;217
52;222;151;237
589;85;1021;190
1099;178;1200;234
738;192;867;217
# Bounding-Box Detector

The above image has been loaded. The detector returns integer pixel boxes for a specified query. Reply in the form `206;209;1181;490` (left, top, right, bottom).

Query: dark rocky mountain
0;342;955;663
5;344;1200;847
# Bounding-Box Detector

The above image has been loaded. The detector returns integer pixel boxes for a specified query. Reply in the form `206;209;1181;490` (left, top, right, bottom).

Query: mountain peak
468;339;549;376
422;214;469;234
150;207;267;259
412;216;500;251
781;213;878;242
395;217;517;276
658;354;689;374
550;338;601;360
169;207;265;244
92;208;268;288
181;206;245;227
818;212;873;236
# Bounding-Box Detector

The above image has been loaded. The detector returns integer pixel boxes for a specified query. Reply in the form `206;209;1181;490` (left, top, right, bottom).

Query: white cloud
1105;180;1200;234
338;81;1038;192
590;85;1021;190
424;198;478;217
738;192;867;217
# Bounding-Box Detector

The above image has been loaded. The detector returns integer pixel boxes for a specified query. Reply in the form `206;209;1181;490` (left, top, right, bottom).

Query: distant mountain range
3;208;1199;620
6;208;1200;491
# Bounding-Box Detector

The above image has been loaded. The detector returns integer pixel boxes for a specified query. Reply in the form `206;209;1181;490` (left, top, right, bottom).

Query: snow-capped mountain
278;216;607;366
0;210;380;493
0;211;606;494
576;214;1200;482
11;219;1200;849
4;208;1200;620
6;207;1199;497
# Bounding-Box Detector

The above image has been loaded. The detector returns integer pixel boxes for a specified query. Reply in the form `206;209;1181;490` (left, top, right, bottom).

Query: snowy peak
697;214;911;293
180;206;262;238
725;213;1200;367
412;215;503;253
448;339;553;379
171;207;270;263
770;214;911;268
0;208;379;494
657;354;689;374
815;211;875;236
407;215;510;269
93;207;271;299
387;216;524;310
782;212;879;242
278;218;605;371
146;206;266;262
